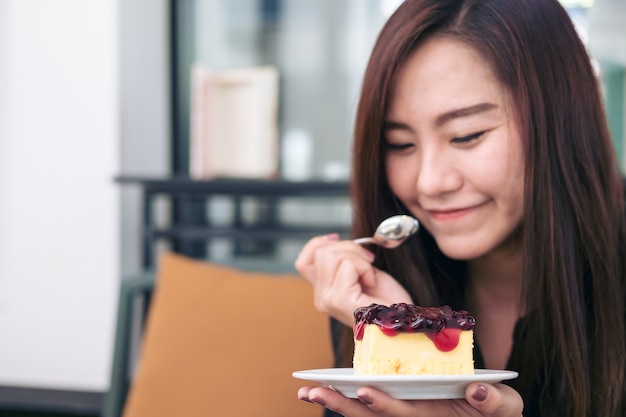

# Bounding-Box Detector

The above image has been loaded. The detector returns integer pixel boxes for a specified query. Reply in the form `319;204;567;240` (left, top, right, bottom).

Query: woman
295;0;626;416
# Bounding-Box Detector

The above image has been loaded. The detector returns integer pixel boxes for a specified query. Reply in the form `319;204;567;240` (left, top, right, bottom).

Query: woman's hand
295;233;412;326
298;383;524;417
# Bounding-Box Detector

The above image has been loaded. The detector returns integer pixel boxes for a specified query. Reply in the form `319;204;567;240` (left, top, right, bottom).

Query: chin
434;239;490;261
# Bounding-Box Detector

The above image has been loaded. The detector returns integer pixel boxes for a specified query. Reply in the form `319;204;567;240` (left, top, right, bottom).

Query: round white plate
292;368;518;400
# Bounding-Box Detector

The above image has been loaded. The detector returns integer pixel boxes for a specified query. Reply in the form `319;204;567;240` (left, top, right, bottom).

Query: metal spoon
353;214;419;248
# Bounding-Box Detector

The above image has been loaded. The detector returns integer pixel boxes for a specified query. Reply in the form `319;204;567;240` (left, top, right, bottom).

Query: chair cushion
123;252;332;417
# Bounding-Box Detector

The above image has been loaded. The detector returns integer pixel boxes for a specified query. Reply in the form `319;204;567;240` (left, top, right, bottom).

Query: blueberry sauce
353;303;476;352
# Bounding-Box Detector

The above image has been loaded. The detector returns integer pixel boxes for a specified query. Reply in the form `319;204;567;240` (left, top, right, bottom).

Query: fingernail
472;385;488;402
325;233;340;241
358;393;374;405
311;397;327;407
363;250;376;261
298;396;313;403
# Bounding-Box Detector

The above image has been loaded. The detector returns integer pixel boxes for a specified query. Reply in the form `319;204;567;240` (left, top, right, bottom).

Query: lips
426;202;487;221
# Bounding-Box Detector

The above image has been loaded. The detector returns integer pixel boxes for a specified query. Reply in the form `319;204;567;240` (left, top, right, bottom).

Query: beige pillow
123;252;332;417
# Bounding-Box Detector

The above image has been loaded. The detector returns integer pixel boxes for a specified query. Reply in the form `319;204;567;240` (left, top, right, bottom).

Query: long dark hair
346;0;626;416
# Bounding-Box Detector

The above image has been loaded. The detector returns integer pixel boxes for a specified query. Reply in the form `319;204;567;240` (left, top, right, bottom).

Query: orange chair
103;252;332;417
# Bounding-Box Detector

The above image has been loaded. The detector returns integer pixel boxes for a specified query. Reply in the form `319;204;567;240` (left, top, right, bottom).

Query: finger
315;256;378;324
313;243;375;297
355;386;466;417
312;257;362;324
327;256;377;297
297;386;315;403
295;233;340;282
313;241;375;273
465;383;524;417
356;260;378;288
306;386;378;417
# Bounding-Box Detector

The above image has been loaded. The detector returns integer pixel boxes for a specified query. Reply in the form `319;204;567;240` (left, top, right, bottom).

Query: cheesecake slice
353;303;475;375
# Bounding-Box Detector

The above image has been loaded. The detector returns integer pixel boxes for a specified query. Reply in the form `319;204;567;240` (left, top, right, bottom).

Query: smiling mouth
427;203;486;221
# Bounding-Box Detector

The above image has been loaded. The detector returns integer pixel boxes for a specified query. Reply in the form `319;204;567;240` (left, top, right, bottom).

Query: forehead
389;36;512;118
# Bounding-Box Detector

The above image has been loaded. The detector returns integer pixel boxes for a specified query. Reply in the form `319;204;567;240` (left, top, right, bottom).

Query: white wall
0;0;119;391
120;0;170;277
589;0;626;66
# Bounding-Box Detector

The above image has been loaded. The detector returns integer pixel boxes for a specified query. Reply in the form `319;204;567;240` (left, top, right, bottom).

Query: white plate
292;368;518;400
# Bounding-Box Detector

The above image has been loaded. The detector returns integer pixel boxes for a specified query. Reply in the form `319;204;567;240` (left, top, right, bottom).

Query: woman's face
385;37;525;260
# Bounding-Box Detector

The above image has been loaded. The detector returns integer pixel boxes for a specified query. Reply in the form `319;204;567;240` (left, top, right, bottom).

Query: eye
384;142;415;152
451;131;484;144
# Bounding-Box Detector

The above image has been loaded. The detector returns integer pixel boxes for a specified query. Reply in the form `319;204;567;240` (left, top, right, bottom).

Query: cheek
385;157;417;199
475;135;525;190
483;151;525;214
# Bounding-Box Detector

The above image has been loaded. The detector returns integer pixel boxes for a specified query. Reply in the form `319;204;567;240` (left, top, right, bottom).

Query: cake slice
353;303;475;375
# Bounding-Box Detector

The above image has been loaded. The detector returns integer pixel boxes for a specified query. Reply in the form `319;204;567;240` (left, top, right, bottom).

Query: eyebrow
383;102;499;131
435;102;499;127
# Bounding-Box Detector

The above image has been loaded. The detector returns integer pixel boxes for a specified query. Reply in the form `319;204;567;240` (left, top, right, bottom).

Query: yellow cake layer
353;324;474;375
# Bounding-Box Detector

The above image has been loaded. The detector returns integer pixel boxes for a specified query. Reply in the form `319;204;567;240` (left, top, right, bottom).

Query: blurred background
0;0;623;415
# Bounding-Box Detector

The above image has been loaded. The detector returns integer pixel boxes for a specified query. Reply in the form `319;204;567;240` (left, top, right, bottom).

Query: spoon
353;214;419;248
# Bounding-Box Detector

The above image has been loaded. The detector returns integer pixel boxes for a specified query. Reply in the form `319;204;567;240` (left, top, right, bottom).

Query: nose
416;148;463;197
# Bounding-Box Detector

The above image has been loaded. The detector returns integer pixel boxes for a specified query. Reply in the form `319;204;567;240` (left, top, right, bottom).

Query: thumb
465;382;524;417
358;265;378;288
